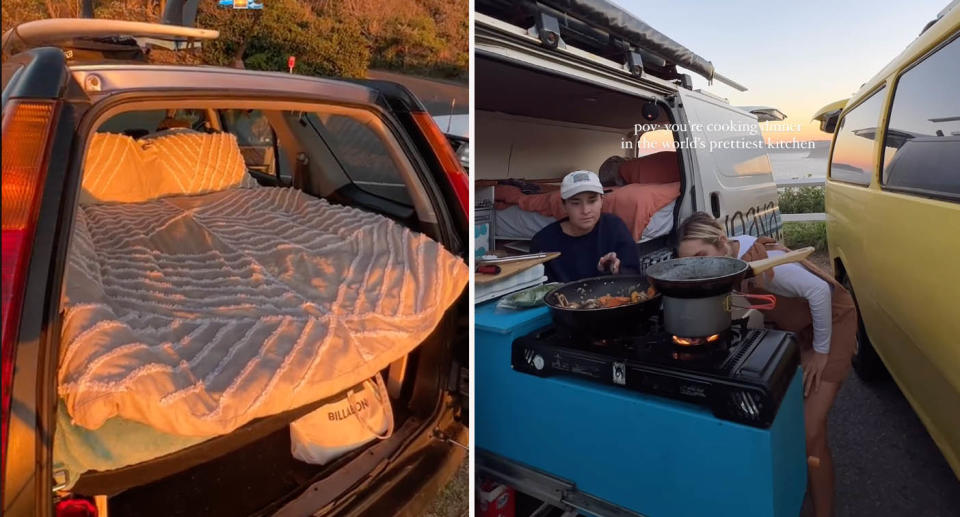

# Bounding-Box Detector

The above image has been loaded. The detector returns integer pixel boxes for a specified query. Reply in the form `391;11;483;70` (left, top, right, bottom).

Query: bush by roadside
778;186;824;214
779;186;828;251
783;221;827;251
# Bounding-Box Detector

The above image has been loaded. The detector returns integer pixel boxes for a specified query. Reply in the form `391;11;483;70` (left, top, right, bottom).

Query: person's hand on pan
802;352;829;397
598;252;621;274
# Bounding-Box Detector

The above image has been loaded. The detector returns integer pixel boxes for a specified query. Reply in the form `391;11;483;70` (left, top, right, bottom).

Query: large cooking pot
645;246;813;337
644;247;815;298
543;275;661;337
661;292;776;338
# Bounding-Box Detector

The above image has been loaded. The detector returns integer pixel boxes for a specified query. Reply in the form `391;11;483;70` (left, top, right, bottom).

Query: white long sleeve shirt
732;235;833;354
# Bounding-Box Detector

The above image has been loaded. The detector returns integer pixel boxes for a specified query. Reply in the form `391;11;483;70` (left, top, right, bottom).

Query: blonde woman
676;212;857;517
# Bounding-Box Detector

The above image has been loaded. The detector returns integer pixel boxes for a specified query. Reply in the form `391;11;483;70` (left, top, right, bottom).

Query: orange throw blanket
619;152;681;184
495;182;680;241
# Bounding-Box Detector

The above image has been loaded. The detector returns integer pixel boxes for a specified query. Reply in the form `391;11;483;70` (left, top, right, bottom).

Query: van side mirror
820;112;840;134
813;100;847;134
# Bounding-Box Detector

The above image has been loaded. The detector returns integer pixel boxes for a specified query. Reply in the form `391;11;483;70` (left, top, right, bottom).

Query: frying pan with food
543;275;661;337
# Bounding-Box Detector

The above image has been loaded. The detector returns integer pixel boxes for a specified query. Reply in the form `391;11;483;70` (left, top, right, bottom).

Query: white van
475;1;784;270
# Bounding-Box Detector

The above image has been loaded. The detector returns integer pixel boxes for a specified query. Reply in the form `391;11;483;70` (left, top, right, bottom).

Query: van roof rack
920;0;959;34
477;0;747;91
1;18;218;58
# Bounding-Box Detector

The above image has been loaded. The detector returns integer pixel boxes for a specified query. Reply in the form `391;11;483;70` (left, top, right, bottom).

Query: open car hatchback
2;18;469;517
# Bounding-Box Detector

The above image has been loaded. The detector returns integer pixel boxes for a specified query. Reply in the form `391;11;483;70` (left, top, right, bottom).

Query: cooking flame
672;334;721;346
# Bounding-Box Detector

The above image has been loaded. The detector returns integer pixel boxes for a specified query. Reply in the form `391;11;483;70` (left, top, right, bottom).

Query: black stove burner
511;317;799;428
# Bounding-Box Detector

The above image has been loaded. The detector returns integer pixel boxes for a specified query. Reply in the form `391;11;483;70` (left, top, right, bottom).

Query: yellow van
818;2;960;478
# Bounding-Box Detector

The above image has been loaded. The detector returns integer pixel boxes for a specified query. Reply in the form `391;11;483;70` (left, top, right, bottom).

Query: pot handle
732;293;777;310
748;246;815;275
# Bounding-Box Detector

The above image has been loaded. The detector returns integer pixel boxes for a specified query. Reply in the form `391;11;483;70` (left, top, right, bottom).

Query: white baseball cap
560;170;604;200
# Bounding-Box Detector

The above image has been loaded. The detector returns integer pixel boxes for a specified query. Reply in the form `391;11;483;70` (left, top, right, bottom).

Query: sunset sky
613;0;951;142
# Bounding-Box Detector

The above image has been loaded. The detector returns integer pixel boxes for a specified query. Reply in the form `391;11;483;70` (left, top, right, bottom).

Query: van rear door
676;88;783;238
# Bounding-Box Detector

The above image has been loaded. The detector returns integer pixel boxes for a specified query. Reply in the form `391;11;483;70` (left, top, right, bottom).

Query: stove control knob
532;354;545;371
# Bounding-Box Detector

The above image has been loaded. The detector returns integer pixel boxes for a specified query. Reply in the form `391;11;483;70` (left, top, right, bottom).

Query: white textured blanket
59;187;467;436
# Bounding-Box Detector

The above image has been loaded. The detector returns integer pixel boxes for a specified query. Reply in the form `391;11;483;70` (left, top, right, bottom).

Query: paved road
426;457;468;517
805;251;958;514
823;370;960;516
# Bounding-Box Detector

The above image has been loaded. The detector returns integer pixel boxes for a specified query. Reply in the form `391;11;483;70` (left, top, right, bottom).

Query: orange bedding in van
494;181;681;241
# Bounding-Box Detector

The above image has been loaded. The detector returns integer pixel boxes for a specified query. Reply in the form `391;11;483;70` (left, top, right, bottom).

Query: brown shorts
787;299;857;384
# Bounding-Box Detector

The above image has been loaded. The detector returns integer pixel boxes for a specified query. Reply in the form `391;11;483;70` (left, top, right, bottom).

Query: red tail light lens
410;111;469;218
1;99;58;488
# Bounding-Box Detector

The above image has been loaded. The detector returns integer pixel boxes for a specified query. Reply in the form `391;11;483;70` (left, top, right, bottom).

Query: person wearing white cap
531;170;639;282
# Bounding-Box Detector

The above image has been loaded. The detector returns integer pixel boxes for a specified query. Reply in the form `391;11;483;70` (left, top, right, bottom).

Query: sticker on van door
724;201;782;239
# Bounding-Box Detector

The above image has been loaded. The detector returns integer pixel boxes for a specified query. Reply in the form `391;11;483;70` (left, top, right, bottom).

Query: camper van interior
475;57;685;259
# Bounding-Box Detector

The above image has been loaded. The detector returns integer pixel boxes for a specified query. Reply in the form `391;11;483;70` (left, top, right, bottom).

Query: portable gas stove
511;315;799;428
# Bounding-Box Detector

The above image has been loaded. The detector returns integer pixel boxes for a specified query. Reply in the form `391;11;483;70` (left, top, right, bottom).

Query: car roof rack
477;0;747;91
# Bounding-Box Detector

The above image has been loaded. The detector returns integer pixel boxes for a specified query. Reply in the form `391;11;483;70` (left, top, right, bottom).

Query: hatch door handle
710;192;721;218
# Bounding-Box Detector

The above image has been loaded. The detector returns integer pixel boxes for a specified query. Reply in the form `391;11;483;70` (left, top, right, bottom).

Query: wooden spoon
747;246;815;276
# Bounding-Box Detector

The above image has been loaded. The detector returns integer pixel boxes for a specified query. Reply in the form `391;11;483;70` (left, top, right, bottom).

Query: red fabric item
56;498;98;517
494;182;680;241
618;151;681;184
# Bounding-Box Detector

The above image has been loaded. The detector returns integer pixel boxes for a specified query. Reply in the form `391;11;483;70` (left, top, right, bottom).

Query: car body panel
677;88;782;238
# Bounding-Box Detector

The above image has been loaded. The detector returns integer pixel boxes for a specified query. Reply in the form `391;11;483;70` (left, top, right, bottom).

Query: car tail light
1;99;58;492
410;111;469;218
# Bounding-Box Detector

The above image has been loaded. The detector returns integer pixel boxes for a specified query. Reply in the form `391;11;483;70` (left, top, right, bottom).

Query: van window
635;129;675;157
304;113;413;206
881;36;960;200
830;88;886;186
